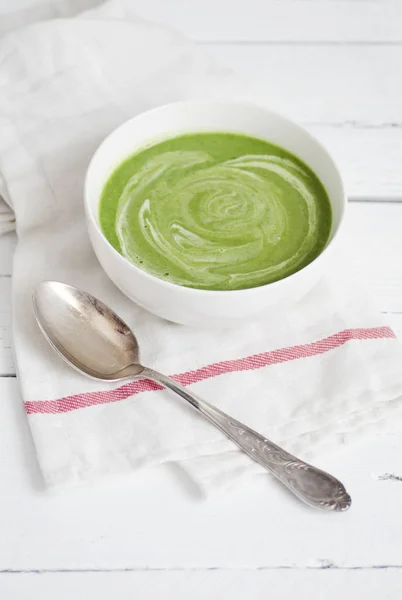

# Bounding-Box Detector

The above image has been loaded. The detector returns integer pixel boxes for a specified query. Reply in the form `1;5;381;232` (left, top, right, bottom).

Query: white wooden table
1;1;402;597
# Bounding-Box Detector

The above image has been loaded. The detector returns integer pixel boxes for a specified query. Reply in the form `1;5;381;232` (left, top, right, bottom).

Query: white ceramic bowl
85;101;346;328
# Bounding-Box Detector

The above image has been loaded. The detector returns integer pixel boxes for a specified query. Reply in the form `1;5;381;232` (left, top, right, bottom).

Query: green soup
99;132;332;291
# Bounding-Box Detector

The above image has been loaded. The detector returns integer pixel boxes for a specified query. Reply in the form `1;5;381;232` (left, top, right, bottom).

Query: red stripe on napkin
25;326;395;415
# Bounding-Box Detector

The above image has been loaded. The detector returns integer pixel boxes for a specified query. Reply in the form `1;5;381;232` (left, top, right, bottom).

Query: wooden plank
307;126;402;199
1;376;402;570
0;202;402;375
92;0;402;43
345;203;402;316
1;569;402;600
0;0;401;42
207;44;402;198
210;45;402;126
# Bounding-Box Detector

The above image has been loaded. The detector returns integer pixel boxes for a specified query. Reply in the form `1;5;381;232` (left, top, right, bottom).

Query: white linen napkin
0;177;15;234
1;0;402;493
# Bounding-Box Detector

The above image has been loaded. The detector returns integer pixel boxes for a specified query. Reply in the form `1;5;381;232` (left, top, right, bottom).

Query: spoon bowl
33;281;144;380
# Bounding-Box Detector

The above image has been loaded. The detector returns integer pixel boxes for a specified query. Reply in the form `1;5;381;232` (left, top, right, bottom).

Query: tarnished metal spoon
33;281;351;511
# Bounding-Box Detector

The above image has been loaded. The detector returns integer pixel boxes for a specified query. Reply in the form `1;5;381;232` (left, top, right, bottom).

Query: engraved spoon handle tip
144;368;351;511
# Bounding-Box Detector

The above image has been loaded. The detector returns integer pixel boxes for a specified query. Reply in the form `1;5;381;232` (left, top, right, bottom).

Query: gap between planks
2;565;402;573
199;40;402;47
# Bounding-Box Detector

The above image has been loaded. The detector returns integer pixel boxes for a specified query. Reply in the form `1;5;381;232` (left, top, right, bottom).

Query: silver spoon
33;281;351;511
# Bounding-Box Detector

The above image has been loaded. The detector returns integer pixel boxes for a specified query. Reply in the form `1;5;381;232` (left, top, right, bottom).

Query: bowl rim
84;100;347;297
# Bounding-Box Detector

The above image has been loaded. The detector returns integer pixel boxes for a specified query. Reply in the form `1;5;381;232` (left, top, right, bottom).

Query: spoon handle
144;368;351;511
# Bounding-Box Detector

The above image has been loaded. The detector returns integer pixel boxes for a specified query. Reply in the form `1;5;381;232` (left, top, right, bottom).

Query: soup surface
99;132;332;290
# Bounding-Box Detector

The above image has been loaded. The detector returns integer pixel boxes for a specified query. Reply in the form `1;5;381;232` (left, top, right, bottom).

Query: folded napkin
1;0;402;493
0;179;15;234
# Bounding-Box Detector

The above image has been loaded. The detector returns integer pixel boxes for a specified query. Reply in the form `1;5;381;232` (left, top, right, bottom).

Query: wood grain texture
210;45;402;126
309;126;402;199
97;0;402;42
1;376;402;571
207;44;402;197
1;569;402;600
1;0;401;43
